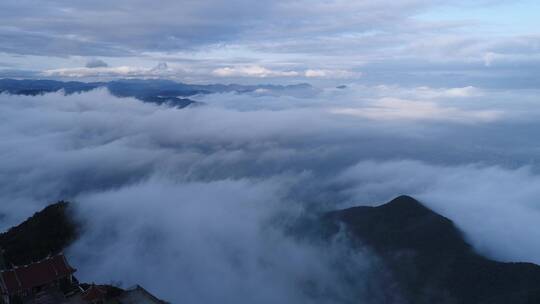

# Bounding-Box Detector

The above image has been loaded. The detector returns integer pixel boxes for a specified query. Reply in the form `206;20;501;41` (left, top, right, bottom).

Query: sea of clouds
1;85;539;303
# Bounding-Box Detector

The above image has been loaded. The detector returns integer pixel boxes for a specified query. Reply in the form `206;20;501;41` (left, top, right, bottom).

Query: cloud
2;86;540;302
0;0;448;57
330;97;502;123
42;62;176;78
304;69;361;79
412;86;483;98
2;1;539;87
0;89;405;303
85;59;108;68
212;65;299;78
69;178;390;304
210;66;362;79
42;66;150;78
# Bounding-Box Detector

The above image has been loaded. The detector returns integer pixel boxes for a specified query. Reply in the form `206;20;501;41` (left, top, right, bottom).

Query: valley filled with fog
1;85;539;303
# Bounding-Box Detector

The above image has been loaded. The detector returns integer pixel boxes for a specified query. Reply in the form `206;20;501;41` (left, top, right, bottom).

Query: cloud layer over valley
1;85;540;303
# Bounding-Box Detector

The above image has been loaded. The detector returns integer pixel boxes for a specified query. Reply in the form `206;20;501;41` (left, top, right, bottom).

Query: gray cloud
0;0;274;56
69;178;394;304
1;85;540;302
85;59;108;68
2;0;538;87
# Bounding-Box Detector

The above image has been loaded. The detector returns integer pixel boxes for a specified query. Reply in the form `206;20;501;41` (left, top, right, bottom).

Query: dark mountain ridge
0;203;168;303
325;195;540;304
0;201;78;266
0;78;313;108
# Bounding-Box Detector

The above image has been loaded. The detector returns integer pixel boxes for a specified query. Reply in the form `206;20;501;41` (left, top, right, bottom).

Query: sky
1;1;540;303
0;0;539;86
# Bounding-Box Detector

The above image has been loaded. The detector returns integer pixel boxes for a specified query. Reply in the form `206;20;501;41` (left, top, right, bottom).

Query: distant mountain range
0;78;314;108
2;196;539;303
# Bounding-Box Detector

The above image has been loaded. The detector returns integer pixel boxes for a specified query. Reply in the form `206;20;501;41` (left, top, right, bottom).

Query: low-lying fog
1;85;539;303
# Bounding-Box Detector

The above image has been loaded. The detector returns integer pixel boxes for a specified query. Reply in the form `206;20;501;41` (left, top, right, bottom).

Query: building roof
0;253;76;294
81;285;107;302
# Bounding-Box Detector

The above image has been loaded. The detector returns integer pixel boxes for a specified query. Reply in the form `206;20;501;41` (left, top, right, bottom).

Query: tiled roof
0;254;76;294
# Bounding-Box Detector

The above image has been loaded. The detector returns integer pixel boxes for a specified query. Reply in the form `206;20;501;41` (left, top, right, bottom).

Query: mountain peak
325;195;540;304
388;194;419;204
328;195;467;255
379;195;433;216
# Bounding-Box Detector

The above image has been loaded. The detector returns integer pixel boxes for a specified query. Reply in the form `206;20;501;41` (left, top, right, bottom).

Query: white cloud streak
212;65;300;78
